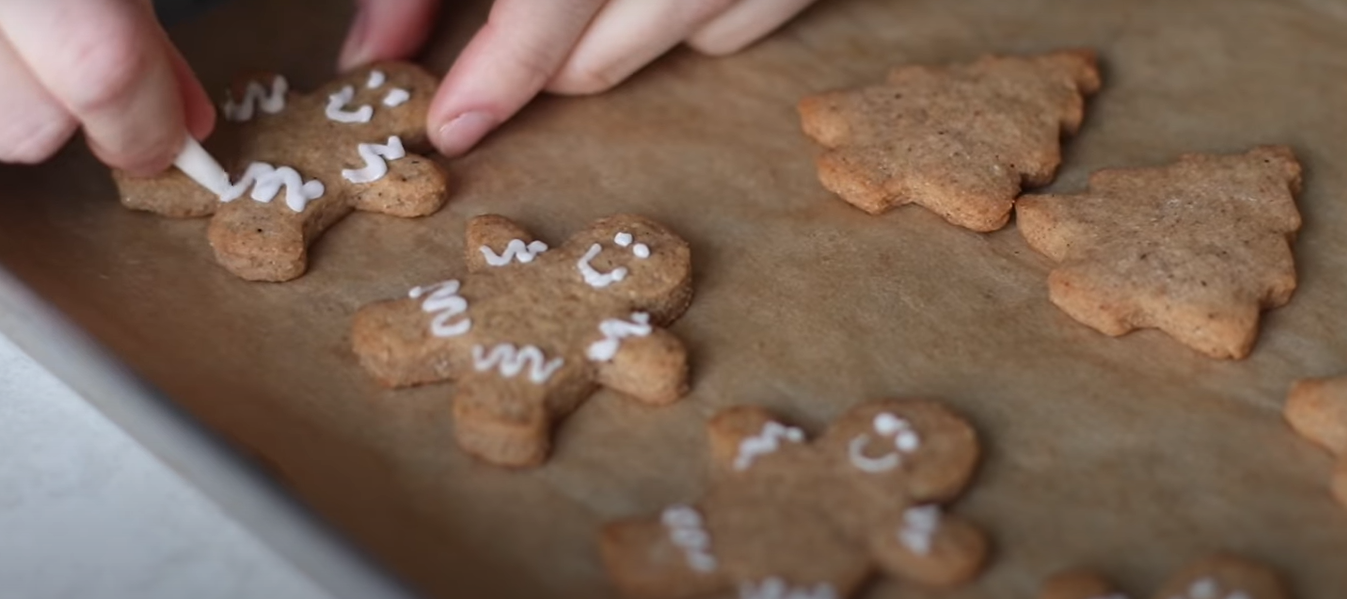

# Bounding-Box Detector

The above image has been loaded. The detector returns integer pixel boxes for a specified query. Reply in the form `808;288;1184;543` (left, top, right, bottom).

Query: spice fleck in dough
1017;146;1302;359
798;50;1100;232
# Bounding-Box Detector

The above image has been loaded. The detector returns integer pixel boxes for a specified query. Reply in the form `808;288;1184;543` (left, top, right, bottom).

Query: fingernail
337;4;372;71
435;112;496;158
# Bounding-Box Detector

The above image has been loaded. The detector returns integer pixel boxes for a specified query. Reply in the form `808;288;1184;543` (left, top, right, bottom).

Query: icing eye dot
367;69;386;89
383;88;410;107
614;232;633;247
874;413;904;435
895;430;921;452
633;243;651;259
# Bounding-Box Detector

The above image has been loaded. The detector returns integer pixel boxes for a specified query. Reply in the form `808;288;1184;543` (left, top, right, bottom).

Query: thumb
338;0;441;71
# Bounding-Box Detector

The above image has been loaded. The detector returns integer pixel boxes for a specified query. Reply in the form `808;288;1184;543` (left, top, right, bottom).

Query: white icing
1171;578;1248;599
481;239;549;266
1190;579;1218;599
325;85;374;123
738;578;837;599
848;412;920;473
173;136;230;195
223;76;287;122
612;232;651;258
383;88;411;107
897;505;940;555
367;69;386;89
218;162;324;213
341;136;406;183
733;422;805;471
586;313;651;361
472;344;564;384
577;243;628;288
660;505;717;573
408;280;471;337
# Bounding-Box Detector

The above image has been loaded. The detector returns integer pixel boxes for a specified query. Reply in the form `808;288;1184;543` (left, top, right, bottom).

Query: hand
338;0;820;158
0;0;214;174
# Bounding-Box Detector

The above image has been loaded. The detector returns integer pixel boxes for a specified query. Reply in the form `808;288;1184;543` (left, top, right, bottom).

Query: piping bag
172;134;230;196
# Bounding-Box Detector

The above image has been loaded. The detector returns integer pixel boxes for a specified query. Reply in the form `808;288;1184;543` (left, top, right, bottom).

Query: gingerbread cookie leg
868;505;989;588
451;363;596;467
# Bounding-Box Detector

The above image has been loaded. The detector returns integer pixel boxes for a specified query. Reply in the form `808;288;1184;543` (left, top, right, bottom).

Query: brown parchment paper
2;0;1347;597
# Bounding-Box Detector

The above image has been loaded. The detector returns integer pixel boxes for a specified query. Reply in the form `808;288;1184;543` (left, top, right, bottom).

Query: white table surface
0;331;332;599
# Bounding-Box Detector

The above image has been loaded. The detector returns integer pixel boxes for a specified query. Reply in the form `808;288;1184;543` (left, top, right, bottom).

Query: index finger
0;0;189;174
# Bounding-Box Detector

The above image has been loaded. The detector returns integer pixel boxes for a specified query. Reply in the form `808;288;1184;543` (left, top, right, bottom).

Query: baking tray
2;0;1346;597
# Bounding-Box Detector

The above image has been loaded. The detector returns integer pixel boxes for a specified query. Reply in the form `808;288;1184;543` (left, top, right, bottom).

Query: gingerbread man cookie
1041;554;1290;599
1285;376;1347;508
600;399;988;599
352;214;693;467
1017;146;1303;359
113;62;448;281
798;50;1100;232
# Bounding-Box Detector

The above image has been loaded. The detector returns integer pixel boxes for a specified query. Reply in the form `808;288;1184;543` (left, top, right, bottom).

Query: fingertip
339;0;441;71
432;110;497;158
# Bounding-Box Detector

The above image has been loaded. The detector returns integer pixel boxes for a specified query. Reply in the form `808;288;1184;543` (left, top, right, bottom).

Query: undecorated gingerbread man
352;214;693;467
600;399;988;599
113;61;448;281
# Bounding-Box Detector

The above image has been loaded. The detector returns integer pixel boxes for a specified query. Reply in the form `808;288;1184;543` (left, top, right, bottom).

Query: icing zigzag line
222;76;287;122
472;344;564;384
342;136;406;183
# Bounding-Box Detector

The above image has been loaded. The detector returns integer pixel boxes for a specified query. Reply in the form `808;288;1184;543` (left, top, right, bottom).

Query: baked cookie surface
1017;146;1302;359
798;50;1100;232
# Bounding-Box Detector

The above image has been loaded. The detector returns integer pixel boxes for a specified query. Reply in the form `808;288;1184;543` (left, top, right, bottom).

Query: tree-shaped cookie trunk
798;50;1100;232
1040;554;1291;599
1017;146;1303;359
113;61;449;281
352;214;694;467
600;399;988;599
1285;375;1347;510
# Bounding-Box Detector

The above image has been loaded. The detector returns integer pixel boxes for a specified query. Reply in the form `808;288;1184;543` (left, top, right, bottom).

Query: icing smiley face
566;220;693;313
817;400;980;504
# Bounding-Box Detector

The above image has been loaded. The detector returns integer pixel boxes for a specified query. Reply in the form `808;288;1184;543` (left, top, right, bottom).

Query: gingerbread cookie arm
868;506;989;588
113;168;220;218
592;324;688;406
1038;570;1124;599
351;290;475;388
705;406;808;477
346;154;449;217
1284;376;1347;456
599;512;729;599
464;215;546;273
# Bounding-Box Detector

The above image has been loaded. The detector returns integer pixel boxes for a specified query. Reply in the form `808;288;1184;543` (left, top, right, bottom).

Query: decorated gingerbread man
352;214;694;467
113;61;449;281
1039;554;1290;599
600;399;988;599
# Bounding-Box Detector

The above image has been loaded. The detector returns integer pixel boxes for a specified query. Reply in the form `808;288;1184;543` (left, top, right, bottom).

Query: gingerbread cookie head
798;49;1100;232
1017;146;1302;359
352;214;694;467
601;399;987;599
114;61;449;281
